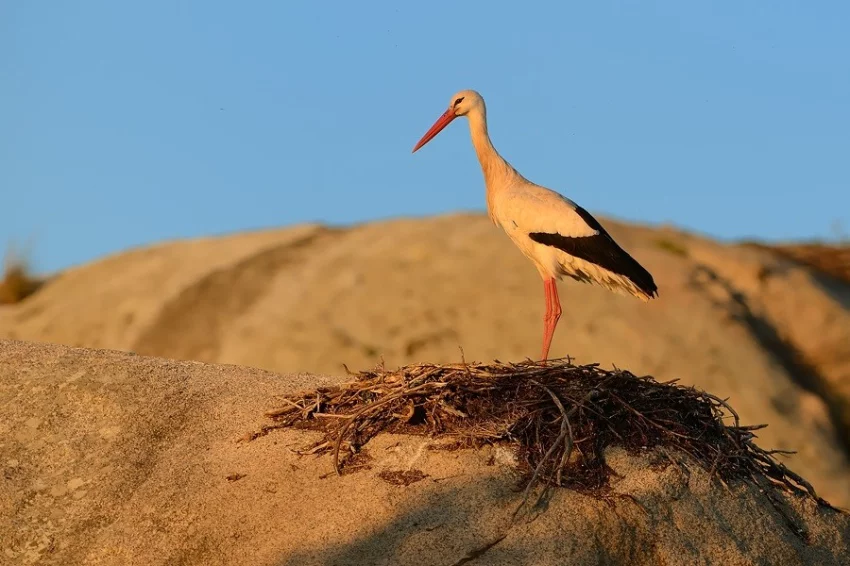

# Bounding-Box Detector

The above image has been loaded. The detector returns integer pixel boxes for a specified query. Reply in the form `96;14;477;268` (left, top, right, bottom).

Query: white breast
492;183;599;278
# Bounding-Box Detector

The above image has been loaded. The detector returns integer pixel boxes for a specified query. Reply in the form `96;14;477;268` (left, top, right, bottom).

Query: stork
412;90;658;361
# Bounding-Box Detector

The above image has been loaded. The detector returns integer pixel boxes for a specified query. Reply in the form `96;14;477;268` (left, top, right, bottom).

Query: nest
256;358;839;530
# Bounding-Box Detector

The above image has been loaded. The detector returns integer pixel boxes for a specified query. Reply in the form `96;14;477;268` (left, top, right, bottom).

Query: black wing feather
528;205;658;298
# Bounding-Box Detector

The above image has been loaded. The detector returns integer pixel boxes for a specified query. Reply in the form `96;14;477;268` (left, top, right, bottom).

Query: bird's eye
454;97;465;106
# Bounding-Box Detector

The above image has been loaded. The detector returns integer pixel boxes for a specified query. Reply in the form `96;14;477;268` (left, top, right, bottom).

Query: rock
1;340;848;565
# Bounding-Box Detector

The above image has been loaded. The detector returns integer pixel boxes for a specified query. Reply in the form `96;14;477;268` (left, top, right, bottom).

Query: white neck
466;106;523;219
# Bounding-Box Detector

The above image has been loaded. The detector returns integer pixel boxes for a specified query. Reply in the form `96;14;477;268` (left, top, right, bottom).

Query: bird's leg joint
545;279;562;323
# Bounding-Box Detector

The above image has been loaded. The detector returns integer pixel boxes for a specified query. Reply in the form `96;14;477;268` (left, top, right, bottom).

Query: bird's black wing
528;205;658;298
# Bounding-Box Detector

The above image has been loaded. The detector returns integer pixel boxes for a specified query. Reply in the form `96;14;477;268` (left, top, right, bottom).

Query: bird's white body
491;181;653;301
413;89;657;359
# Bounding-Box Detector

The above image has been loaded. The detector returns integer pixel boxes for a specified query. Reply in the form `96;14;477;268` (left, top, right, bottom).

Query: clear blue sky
2;2;849;273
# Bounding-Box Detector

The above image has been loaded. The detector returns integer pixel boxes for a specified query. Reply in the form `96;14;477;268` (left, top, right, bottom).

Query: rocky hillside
745;241;850;287
1;340;848;565
1;213;849;508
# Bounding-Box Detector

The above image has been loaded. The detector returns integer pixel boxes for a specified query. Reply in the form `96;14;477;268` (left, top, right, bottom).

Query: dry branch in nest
256;358;841;536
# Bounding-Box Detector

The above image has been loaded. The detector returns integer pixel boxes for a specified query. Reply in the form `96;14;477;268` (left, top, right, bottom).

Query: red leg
541;279;553;360
541;278;562;361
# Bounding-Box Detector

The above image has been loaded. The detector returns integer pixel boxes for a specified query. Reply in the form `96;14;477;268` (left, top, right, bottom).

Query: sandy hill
1;340;849;565
1;213;849;510
745;241;850;287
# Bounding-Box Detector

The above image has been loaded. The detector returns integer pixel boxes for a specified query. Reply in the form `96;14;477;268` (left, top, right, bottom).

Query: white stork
412;90;658;361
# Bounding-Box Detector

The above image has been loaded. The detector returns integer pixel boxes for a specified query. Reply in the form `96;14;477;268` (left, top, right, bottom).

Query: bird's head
448;89;484;117
412;89;484;153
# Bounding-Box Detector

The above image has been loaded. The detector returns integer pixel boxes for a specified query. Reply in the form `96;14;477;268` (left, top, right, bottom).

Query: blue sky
2;2;848;273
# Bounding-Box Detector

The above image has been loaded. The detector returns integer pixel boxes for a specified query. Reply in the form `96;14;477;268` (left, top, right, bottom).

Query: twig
256;356;839;530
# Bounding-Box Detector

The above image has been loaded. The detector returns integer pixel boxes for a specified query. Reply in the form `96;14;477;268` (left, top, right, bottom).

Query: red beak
412;108;457;153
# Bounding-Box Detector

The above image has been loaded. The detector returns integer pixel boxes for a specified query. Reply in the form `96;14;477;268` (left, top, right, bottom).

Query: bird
412;90;658;361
